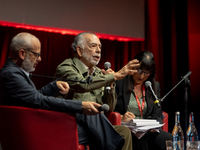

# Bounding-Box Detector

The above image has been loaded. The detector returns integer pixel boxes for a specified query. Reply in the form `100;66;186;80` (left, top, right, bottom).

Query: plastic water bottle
172;111;184;150
186;112;198;150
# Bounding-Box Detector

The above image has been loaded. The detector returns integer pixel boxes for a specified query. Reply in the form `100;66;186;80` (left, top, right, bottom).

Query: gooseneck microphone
145;81;160;107
104;62;111;91
29;73;93;84
96;104;110;113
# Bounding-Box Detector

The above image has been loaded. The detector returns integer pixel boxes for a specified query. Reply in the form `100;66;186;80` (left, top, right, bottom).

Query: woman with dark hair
114;51;172;150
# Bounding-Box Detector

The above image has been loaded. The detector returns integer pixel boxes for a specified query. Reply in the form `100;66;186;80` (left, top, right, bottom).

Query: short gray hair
71;32;97;55
10;32;39;59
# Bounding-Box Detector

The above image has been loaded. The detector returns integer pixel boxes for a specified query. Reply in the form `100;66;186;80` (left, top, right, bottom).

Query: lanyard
134;84;145;118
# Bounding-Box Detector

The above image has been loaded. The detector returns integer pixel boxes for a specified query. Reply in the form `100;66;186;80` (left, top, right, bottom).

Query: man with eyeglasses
0;32;133;150
0;32;103;113
20;48;41;72
55;32;141;150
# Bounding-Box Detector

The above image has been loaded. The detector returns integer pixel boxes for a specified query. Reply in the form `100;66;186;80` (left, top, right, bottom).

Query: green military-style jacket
55;57;117;112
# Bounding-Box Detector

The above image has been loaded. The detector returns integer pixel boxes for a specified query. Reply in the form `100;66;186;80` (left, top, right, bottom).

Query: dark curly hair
127;51;157;96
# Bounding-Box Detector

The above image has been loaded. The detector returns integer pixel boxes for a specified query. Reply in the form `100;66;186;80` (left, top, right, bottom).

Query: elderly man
55;32;140;150
0;32;133;150
56;32;139;110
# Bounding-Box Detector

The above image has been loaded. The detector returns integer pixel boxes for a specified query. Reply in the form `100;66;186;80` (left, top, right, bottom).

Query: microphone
96;104;110;113
86;76;93;85
104;62;111;70
182;71;192;79
104;62;111;91
145;81;160;107
29;73;93;85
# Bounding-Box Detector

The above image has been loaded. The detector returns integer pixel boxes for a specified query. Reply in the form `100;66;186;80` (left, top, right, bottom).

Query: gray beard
22;54;35;73
82;52;100;66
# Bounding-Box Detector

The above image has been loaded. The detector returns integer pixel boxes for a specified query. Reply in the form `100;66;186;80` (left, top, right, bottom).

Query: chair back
0;105;79;150
162;111;168;132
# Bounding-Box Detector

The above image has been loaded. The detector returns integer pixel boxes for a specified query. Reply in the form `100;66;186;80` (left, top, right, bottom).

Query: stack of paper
121;119;164;139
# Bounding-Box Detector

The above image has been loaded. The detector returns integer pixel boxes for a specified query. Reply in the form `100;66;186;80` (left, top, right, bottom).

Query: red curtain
0;26;144;89
146;0;200;137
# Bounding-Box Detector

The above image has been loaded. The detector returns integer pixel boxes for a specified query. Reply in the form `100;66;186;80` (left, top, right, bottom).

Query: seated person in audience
55;32;140;150
0;32;131;150
114;51;172;150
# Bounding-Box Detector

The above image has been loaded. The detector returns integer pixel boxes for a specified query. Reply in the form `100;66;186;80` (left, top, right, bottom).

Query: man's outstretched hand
114;59;140;80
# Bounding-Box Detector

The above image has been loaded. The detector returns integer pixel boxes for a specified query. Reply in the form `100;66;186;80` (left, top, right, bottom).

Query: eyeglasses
23;49;41;59
137;68;150;76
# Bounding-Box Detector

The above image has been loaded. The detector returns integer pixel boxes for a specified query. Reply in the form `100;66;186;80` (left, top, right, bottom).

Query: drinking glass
166;140;173;150
187;141;198;150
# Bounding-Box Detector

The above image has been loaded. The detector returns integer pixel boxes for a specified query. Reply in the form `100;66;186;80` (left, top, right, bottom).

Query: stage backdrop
0;0;144;40
145;0;200;139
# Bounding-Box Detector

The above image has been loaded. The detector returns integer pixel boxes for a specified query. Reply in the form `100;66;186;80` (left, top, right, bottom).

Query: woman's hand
121;111;135;122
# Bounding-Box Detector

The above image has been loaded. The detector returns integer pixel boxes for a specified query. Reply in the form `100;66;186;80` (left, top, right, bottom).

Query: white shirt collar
19;67;30;77
80;61;96;75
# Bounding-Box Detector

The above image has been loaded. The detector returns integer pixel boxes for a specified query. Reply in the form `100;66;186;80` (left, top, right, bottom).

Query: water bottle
172;111;184;150
186;112;198;150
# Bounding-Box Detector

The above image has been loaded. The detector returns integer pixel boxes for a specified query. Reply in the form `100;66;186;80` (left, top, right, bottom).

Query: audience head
71;32;102;68
10;32;41;73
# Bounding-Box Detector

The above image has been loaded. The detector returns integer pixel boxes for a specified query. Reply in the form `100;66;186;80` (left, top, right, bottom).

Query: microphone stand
183;73;191;150
29;73;93;84
160;71;191;102
160;71;191;150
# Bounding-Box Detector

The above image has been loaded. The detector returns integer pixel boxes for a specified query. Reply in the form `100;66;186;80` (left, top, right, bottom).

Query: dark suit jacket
0;58;126;150
114;75;163;124
0;58;82;114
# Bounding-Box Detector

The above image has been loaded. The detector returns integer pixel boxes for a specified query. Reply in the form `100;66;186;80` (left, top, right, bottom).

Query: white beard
82;51;100;66
22;54;35;73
